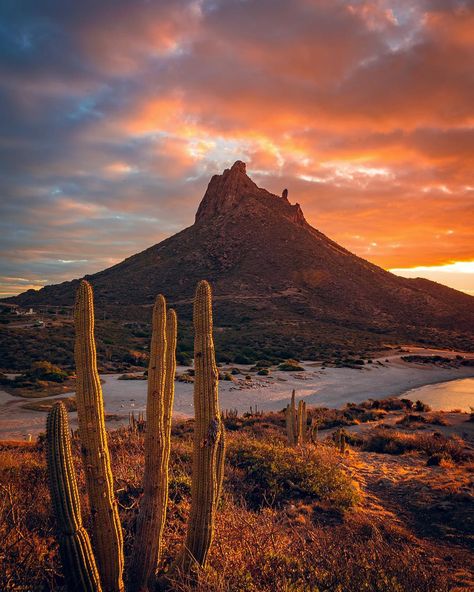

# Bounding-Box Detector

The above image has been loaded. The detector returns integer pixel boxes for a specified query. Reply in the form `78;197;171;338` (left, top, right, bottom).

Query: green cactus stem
129;300;177;591
74;280;124;592
181;280;226;572
46;402;102;592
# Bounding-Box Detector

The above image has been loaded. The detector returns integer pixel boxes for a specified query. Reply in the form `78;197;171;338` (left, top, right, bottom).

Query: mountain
5;161;474;364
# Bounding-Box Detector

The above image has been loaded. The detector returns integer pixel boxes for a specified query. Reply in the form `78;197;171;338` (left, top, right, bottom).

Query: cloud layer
1;0;473;296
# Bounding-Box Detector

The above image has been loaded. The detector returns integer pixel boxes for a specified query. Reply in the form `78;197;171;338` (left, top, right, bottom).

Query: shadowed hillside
4;161;474;368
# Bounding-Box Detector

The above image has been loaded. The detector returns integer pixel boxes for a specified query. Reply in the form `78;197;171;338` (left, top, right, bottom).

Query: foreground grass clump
227;439;360;510
361;428;471;463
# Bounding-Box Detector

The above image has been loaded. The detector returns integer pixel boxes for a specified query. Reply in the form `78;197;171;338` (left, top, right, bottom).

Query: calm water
1;373;473;440
404;377;474;412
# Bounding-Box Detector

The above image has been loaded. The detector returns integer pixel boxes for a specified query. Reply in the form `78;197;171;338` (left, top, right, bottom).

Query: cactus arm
74;280;124;592
46;402;102;592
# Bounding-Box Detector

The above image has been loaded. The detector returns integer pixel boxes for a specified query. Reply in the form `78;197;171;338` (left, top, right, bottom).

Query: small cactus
335;428;347;454
286;391;307;446
74;280;124;592
46;402;102;592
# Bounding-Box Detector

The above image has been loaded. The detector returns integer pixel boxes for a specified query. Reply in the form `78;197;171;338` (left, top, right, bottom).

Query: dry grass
0;419;468;591
360;427;472;463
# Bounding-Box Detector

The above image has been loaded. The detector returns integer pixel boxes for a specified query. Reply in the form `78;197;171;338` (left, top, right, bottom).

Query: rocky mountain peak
195;161;306;227
195;160;257;222
6;160;474;357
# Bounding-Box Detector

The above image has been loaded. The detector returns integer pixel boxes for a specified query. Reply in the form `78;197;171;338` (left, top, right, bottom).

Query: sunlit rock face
195;161;305;227
8;162;474;353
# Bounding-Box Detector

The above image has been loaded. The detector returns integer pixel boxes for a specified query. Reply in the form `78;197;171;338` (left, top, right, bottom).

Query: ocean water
404;377;474;412
1;373;473;440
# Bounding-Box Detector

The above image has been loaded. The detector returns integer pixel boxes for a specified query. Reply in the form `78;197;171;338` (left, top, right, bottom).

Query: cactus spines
74;280;124;592
46;402;102;592
129;299;177;591
164;308;177;436
181;280;225;571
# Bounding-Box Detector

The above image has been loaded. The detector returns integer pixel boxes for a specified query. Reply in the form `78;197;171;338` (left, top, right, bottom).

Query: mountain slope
6;161;474;361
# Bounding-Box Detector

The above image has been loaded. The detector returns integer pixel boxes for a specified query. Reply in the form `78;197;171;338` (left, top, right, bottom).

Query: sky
1;0;473;298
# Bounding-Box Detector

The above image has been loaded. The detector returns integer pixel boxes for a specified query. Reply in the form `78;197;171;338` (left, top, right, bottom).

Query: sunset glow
1;0;473;296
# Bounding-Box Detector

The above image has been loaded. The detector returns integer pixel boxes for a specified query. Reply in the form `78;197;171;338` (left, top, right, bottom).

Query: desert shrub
227;439;359;510
368;398;409;411
425;413;449;426
308;407;358;430
362;428;471;462
234;354;251;365
426;453;450;466
414;400;431;412
396;413;428;426
168;473;192;503
277;359;305;372
26;360;68;383
362;429;420;455
257;368;269;376
255;360;273;368
176;351;192;366
343;405;387;423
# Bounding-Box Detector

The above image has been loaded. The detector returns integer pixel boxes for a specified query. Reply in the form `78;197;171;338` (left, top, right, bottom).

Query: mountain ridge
5;161;474;361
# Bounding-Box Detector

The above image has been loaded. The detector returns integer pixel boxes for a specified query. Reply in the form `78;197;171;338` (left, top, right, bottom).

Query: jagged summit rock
195;160;306;226
7;162;474;355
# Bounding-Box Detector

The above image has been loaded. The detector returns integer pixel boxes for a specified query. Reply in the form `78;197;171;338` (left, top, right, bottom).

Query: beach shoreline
0;346;473;440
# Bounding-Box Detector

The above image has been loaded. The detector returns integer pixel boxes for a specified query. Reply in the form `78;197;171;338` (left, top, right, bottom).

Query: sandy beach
1;347;473;440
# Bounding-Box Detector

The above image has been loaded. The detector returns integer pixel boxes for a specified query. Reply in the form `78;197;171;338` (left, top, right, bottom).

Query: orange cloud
1;0;473;295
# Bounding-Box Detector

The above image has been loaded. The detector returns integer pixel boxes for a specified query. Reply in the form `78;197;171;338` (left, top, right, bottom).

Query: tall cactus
129;299;177;591
46;402;102;592
180;280;225;572
74;280;124;592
